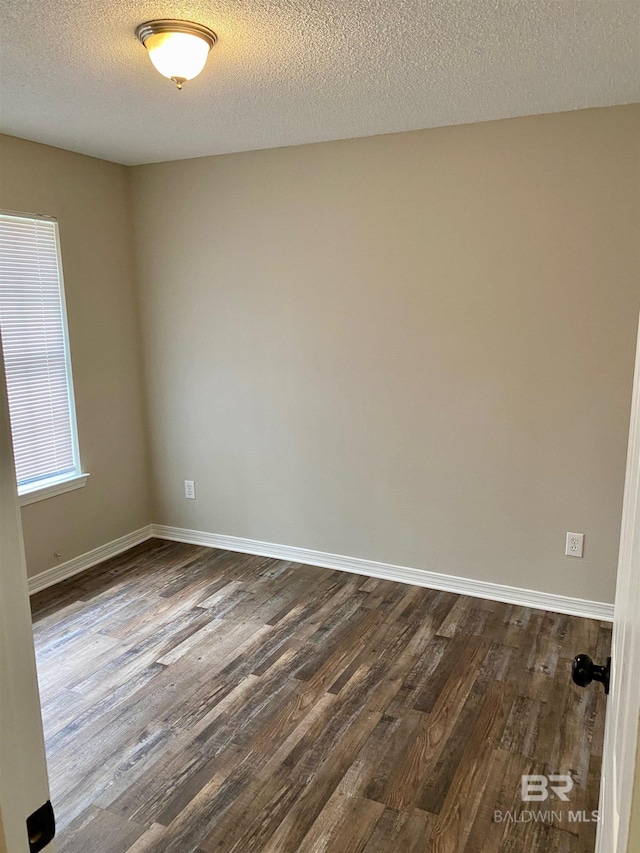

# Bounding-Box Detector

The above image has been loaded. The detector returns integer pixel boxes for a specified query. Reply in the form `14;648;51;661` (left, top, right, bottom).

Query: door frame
595;313;640;853
0;339;54;852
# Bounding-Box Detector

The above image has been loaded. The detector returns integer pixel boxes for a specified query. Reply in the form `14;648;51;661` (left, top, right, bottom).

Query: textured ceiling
0;1;638;165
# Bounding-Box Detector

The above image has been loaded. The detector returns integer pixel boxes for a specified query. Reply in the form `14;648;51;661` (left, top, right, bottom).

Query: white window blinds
0;213;80;490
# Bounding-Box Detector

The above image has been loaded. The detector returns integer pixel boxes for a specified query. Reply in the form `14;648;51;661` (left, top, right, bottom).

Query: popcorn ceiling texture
0;0;638;165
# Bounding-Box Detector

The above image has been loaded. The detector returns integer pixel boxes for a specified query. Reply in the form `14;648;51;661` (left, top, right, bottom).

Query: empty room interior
0;3;640;853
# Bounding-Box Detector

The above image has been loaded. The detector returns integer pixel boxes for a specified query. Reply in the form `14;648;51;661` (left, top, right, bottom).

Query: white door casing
596;313;640;853
0;336;54;852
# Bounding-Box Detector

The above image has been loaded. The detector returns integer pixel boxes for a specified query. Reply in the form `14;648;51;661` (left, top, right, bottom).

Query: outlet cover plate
565;532;584;558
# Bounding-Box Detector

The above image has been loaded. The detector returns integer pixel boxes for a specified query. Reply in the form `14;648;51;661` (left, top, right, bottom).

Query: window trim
0;209;89;501
19;472;90;506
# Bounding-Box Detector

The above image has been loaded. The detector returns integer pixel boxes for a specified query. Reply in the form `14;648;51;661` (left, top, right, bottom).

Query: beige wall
130;105;640;604
0;135;151;577
1;108;637;599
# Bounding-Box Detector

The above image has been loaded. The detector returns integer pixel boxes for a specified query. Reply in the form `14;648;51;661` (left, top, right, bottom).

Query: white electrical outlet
184;480;196;500
565;532;584;558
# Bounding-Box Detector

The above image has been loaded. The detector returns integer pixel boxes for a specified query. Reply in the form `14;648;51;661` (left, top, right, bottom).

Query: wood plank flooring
30;539;610;853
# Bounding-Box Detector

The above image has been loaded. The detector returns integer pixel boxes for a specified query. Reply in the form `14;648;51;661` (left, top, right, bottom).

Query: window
0;211;87;504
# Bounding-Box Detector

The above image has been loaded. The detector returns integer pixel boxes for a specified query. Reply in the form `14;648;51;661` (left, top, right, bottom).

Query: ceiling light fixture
135;19;217;90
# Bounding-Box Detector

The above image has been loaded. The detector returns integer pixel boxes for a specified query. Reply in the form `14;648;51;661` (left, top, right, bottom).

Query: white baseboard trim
27;521;614;621
27;525;154;595
152;524;614;622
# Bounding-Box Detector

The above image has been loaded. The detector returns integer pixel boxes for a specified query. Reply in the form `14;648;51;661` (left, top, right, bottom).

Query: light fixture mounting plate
135;19;217;50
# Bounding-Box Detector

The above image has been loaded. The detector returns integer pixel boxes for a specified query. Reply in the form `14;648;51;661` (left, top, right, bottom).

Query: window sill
18;473;90;506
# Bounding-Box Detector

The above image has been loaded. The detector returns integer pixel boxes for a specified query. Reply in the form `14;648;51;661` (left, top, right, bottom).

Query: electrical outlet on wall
565;532;584;558
184;480;196;500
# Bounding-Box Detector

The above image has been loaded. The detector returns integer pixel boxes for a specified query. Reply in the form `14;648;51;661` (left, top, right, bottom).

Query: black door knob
572;654;611;695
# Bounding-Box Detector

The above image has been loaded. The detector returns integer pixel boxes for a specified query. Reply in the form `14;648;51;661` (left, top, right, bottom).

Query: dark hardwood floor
30;539;610;853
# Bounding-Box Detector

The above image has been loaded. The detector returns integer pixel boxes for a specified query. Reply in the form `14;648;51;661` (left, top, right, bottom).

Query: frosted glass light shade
146;32;210;83
136;20;217;89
